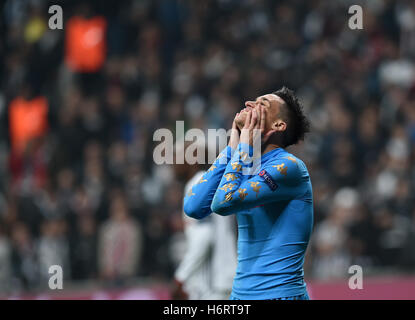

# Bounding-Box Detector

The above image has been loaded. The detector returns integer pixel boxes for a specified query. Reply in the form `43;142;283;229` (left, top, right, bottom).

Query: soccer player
183;87;313;300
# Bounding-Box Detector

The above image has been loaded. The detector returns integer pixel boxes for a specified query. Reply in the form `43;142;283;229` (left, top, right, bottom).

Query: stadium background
0;0;414;299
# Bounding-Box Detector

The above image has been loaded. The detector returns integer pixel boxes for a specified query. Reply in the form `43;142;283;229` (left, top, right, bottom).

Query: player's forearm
211;143;251;215
212;143;305;215
183;146;233;219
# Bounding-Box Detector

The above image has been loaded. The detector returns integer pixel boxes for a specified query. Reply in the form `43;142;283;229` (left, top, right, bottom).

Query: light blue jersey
184;143;313;300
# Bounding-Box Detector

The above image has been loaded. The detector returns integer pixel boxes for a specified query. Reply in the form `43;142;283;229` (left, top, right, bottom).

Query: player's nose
245;101;255;108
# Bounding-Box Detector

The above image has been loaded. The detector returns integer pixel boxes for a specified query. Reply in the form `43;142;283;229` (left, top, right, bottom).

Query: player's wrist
228;120;240;150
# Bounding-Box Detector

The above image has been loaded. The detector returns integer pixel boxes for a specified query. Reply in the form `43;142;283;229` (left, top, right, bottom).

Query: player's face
235;93;283;133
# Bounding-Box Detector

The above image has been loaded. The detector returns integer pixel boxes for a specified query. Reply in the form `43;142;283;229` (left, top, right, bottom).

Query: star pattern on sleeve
238;188;248;201
197;178;208;184
224;173;239;181
231;162;242;172
220;191;234;204
273;163;287;176
219;182;237;192
207;165;217;172
285;156;297;163
239;151;249;161
187;187;195;197
249;181;261;197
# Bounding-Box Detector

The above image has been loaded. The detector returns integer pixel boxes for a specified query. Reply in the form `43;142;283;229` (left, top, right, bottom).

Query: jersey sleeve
183;146;233;219
211;143;307;216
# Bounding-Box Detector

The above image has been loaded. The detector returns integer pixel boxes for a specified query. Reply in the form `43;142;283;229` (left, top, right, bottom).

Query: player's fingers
250;109;257;129
232;114;239;129
260;106;266;132
244;110;251;128
245;110;252;129
254;108;261;130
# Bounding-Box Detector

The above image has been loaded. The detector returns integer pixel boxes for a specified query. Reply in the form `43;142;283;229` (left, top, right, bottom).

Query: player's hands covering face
240;106;266;147
228;113;240;150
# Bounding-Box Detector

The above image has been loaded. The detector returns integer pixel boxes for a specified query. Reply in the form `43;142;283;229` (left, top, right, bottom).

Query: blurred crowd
0;0;415;294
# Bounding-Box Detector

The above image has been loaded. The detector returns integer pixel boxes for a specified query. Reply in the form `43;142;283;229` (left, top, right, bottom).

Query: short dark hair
272;86;310;147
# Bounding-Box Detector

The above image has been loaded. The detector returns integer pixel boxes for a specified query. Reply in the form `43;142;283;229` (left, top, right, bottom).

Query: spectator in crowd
10;223;39;291
70;214;98;281
37;218;70;287
98;191;142;284
311;188;357;280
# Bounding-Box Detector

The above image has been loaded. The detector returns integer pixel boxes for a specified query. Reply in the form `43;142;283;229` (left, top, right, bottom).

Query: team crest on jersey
259;170;278;191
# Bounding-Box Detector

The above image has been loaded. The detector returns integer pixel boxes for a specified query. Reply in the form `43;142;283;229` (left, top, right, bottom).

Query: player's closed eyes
255;99;266;106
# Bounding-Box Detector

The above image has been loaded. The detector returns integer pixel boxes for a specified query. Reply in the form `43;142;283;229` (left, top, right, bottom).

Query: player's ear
272;120;287;132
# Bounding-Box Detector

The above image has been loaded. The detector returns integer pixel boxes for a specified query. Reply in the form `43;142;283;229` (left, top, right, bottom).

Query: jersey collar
261;146;284;164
